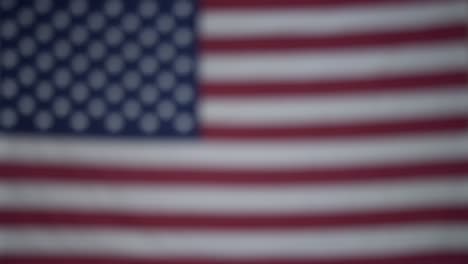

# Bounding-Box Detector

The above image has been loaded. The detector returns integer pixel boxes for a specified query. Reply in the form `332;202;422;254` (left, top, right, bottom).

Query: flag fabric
1;0;468;263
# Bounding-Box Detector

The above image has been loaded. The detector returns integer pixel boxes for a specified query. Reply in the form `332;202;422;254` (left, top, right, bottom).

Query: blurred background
1;0;468;263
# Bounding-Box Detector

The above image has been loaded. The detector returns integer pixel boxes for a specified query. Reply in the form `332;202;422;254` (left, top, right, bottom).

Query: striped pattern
2;0;468;263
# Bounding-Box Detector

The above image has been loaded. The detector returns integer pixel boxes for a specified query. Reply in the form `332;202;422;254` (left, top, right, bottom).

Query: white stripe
2;225;468;257
1;178;467;213
201;42;468;82
202;88;468;126
1;133;467;169
201;1;468;38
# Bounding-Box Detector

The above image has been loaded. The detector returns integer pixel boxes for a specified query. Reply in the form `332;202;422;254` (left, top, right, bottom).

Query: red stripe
3;253;468;264
201;0;437;10
202;71;467;97
1;207;467;229
202;25;466;53
203;116;468;140
1;160;467;185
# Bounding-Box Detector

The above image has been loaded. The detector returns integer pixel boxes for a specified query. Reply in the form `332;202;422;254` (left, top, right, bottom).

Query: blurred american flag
1;0;468;263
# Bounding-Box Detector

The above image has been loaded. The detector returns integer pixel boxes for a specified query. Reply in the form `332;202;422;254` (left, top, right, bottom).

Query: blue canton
1;0;198;137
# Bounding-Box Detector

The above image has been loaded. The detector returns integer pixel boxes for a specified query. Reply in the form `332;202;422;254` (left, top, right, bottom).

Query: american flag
1;0;468;263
